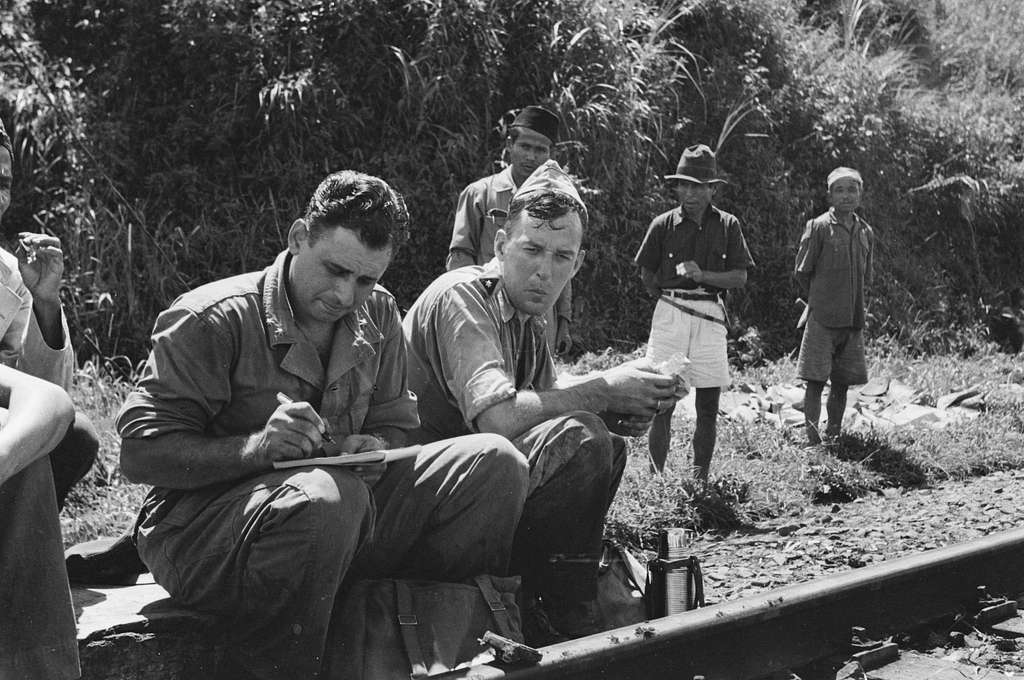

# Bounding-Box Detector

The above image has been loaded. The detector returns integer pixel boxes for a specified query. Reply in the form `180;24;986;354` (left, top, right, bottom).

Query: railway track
440;526;1024;679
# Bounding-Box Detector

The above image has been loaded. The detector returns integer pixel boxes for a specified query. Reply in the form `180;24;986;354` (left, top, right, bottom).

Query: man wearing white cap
446;105;574;355
405;159;680;643
795;166;874;445
635;144;754;479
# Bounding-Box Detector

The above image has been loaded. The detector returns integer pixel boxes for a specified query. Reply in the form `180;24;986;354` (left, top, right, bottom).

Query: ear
572;249;586;277
287;219;308;254
494;228;509;261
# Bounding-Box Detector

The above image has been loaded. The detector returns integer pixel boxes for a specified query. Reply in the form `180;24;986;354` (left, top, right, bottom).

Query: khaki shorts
796;318;868;385
645;298;730;389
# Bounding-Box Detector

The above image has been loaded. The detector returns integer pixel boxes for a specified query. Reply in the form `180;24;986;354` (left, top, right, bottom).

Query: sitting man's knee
285;468;373;537
563;411;615;453
462;432;530;487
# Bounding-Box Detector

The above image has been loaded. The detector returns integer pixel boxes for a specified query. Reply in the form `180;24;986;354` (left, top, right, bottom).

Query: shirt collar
262;250;383;347
677;204;718;229
493;165;518;195
827;207;863;230
481;257;547;328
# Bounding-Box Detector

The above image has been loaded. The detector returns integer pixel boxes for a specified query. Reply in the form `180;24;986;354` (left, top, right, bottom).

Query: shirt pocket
824;234;852;271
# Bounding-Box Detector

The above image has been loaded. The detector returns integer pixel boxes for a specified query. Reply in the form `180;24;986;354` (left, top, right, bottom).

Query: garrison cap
511;106;560;143
512;159;587;223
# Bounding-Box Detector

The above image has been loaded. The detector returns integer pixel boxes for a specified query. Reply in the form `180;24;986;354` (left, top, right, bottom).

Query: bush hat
665;144;726;184
827;166;863;189
511;105;560;143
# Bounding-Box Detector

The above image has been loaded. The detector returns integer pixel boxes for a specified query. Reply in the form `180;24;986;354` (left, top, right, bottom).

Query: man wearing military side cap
407;160;681;644
446;105;574;355
635;143;754;479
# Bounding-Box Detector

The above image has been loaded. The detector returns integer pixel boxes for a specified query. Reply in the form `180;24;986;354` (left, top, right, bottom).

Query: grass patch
60;345;1024;553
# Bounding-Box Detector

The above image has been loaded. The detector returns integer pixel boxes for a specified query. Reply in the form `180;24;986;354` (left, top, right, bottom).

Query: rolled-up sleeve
116;306;233;439
18;309;74;390
446;185;483;270
435;287;516;428
361;299;419;433
794;220;822;295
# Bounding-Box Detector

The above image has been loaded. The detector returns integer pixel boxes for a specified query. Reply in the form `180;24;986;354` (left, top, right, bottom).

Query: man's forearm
31;298;65;349
698;268;747;289
475;377;610;441
120;430;262;489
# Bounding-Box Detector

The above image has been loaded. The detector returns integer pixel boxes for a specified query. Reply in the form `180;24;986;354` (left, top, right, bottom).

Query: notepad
272;445;421;470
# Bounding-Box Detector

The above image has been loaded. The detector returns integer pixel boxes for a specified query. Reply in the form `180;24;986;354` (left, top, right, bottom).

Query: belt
663;289;720;302
660;294;728;327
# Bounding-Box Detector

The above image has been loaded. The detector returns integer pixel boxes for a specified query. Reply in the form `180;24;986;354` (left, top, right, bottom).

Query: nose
534;253;553;281
333;278;356;308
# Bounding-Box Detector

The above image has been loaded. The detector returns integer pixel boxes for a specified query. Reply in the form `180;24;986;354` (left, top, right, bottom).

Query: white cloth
0;248;74;390
645;297;729;389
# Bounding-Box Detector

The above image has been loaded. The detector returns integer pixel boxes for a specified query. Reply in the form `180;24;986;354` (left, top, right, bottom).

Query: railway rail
440;525;1024;680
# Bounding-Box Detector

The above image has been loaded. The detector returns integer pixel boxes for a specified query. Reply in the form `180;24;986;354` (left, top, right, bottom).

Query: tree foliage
1;0;1022;365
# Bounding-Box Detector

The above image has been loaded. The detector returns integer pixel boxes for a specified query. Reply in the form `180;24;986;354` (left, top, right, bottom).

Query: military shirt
117;249;419;447
402;259;555;442
634;205;755;293
794;208;874;329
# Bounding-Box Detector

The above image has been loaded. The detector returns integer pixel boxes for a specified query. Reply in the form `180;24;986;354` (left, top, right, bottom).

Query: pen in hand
275;392;335;444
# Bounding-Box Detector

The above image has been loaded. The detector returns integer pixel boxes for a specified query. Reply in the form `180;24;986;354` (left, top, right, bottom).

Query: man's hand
597;364;682;417
243;400;329;469
646;286;661;300
603;412;652;437
337;433;387;485
554;318;572;355
15;232;64;303
676;260;703;283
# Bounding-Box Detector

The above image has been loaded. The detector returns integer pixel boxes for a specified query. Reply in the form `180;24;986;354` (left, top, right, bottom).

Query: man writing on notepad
116;170;529;680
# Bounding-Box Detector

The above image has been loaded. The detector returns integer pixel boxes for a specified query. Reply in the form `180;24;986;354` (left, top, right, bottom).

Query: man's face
507;128;553;185
0;150;12;223
286;220;392;326
829;178;862;214
674;180;715;221
495;210;584;317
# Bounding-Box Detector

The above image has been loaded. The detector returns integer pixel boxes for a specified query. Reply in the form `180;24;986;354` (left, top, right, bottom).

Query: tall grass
2;0;1023;363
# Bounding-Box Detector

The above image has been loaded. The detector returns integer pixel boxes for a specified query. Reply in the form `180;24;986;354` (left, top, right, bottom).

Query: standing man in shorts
635;144;754;478
795;167;874;445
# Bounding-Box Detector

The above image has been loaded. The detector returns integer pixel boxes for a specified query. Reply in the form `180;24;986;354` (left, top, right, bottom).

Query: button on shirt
402;259;555;442
117;249;419;455
634;205;755;293
794;208;874;329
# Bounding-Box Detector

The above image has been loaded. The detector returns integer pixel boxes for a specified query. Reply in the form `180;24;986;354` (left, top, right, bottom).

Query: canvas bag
329;574;523;679
595;540;650;629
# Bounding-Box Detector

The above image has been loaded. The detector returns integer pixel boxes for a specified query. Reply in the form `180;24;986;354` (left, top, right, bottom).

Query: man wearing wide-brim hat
446;105;574;356
634;144;755;479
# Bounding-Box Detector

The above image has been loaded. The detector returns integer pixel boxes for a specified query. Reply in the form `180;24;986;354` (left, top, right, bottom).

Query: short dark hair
507;191;587;232
304;170;409;251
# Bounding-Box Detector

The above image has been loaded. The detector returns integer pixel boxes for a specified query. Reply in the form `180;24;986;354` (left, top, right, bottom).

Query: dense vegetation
1;0;1023;367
